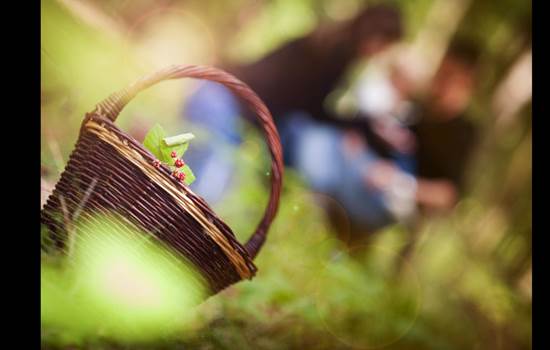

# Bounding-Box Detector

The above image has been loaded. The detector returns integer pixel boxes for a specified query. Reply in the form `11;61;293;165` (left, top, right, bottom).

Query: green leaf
143;123;197;185
163;133;195;147
143;124;166;160
182;164;196;185
160;142;188;164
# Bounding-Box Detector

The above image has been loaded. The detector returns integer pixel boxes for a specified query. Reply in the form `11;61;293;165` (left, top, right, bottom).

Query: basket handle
87;65;283;260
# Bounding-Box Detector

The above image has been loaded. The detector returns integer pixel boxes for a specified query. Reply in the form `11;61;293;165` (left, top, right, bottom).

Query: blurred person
401;38;480;212
419;54;478;204
180;2;479;243
180;4;403;204
225;4;402;126
278;38;480;238
354;58;418;155
345;38;480;237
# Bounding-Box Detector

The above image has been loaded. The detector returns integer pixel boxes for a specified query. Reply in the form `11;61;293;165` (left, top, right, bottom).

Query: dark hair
446;38;481;69
349;4;403;42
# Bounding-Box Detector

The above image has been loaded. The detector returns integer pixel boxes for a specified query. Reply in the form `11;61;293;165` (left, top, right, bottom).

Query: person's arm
367;117;417;154
318;111;401;158
414;178;458;211
364;159;458;212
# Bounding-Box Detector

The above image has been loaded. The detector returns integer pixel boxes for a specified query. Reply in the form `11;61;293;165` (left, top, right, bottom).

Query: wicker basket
41;65;284;295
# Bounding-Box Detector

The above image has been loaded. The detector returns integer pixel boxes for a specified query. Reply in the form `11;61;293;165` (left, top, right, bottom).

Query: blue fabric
278;114;416;231
181;82;243;204
184;81;242;144
182;82;417;231
391;150;416;175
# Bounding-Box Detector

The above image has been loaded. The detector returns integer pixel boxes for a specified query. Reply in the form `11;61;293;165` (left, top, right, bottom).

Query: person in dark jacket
181;4;404;205
225;4;403;126
362;39;480;215
339;38;480;240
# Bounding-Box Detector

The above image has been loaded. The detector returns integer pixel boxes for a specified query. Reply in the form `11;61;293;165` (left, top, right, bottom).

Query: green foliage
143;124;196;185
181;164;196;185
41;214;206;345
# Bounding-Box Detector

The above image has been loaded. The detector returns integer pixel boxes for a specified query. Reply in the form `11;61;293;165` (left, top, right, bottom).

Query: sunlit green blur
41;215;206;344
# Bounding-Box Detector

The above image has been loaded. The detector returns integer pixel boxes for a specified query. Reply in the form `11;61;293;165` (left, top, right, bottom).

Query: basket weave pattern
41;65;283;294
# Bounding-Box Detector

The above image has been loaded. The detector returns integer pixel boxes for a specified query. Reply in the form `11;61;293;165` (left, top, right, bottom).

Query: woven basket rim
83;116;257;279
85;65;284;260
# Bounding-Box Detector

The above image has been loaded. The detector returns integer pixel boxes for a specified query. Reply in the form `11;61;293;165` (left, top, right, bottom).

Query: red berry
152;160;161;168
174;159;184;168
170;151;177;158
178;172;186;181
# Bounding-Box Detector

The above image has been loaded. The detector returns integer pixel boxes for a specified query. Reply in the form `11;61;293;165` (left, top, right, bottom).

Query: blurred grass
41;0;531;349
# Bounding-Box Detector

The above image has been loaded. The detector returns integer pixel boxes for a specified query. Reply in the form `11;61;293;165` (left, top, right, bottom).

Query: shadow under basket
41;65;284;295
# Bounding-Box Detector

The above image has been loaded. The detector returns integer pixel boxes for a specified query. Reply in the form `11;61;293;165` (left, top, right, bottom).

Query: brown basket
41;65;284;295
